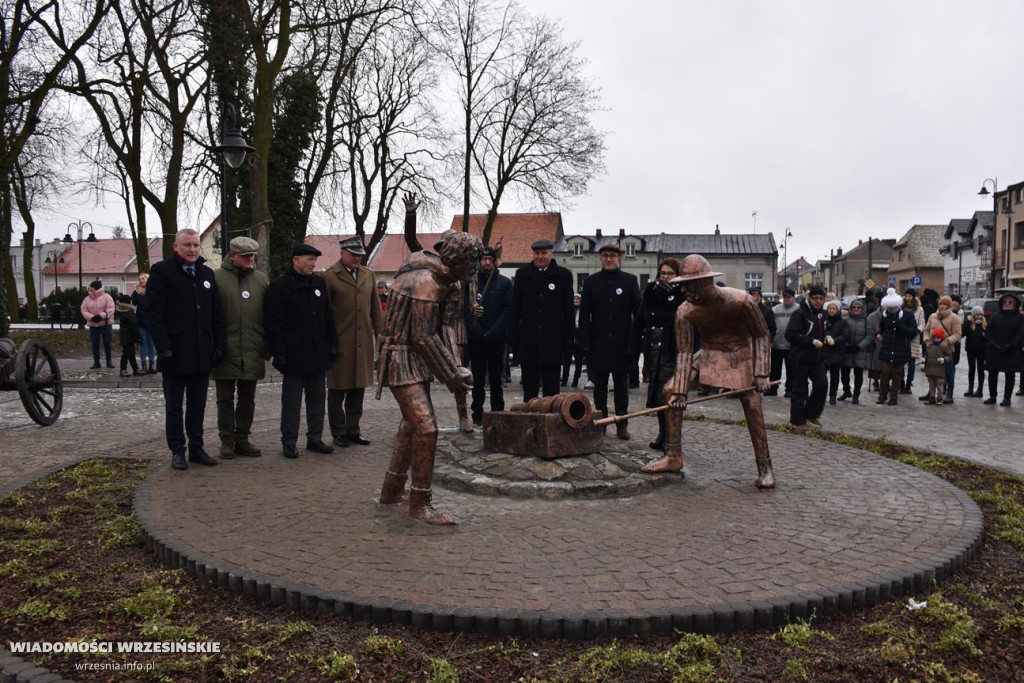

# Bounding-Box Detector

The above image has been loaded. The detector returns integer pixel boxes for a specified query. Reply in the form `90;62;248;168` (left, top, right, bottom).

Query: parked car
963;298;999;318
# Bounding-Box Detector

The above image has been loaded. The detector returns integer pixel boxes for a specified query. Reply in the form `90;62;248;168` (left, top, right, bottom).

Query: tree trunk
1;178;15;333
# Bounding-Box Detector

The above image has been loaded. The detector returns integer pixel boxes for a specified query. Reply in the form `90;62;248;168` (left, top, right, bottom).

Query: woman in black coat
822;300;848;405
962;306;987;397
983;294;1024;406
629;258;684;450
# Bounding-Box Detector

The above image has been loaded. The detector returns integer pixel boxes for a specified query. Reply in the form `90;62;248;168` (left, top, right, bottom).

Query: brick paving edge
132;458;986;640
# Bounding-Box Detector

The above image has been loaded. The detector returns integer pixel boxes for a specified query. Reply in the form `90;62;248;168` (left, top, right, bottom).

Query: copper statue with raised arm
641;255;776;489
376;230;484;524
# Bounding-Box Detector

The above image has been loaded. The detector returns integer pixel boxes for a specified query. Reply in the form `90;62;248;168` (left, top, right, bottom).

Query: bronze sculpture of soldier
376;230;484;524
641;254;776;489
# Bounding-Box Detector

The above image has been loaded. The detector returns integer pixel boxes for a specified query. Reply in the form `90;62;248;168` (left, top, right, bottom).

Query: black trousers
216;379;257;443
592;371;630;427
789;362;827;425
840;366;864;396
561;345;584;386
328;387;365;437
827;365;843;398
120;343;138;372
521;364;560;401
770;347;793;394
469;338;506;417
281;371;326;446
162;371;210;454
988;371;1016;400
966;350;985;391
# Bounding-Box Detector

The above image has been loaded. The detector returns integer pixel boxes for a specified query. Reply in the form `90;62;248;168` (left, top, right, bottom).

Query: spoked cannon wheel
14;339;63;426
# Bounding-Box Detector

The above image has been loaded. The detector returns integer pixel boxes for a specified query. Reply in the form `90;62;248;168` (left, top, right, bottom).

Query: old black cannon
0;337;63;425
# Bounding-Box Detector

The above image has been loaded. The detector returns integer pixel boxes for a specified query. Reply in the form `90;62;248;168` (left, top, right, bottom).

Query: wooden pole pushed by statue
591;381;782;426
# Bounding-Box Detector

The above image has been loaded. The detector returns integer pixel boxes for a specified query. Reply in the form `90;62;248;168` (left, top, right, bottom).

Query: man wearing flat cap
579;243;641;439
264;243;338;458
509;238;575;400
211;236;269;460
324;236;384;447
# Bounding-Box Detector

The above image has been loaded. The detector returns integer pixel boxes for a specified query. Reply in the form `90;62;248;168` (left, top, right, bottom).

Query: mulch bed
1;435;1023;682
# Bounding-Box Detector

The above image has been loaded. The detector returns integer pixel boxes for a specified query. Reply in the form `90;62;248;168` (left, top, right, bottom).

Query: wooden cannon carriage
482;392;605;459
0;337;63;425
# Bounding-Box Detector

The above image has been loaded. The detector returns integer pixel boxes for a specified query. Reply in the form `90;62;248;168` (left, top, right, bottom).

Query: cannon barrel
508;392;593;429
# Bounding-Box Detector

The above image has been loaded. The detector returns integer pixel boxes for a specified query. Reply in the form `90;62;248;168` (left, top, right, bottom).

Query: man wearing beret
324;236;384;447
508;238;575;400
264;243;338;458
579;243;641;439
211;236;269;459
147;228;227;471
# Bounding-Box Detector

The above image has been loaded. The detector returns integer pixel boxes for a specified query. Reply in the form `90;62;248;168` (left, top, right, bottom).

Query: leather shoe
188;448;218;466
306;439;335;453
171;452;187;470
807;418;823;427
219;442;236;460
332;435;349;448
282;445;299;459
983;397;996;405
615;425;631;441
347;434;371;446
89;363;101;369
234;439;262;457
1000;398;1012;407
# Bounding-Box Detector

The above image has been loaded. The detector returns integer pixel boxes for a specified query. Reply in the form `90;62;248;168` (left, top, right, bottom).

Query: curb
132;458;985;639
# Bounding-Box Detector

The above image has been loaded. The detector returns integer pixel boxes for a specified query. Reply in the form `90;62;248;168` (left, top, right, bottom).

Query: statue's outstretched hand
755;377;772;393
446;367;473;393
667;392;688;410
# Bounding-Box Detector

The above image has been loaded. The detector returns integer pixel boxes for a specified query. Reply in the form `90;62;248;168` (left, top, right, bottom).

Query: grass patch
774;614;834;651
0;537;60;556
275;619;317;643
0;491;27;508
99;514;142;552
423;656;458;683
363;628;405;656
116;584;183;620
4;599;68;621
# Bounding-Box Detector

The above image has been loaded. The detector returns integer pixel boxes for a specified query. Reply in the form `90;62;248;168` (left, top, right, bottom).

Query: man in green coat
211;237;270;459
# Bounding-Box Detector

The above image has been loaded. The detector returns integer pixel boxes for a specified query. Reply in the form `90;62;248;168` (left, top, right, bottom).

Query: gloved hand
472;304;484;318
329;348;338;363
212;349;224;367
272;356;288;373
90;315;102;323
156;350;172;373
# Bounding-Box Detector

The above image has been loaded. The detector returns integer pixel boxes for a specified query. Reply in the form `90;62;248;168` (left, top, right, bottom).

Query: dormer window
625;242;636;257
573;242;583;257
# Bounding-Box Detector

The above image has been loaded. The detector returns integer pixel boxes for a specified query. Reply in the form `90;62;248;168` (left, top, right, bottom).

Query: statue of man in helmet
641;254;776;489
375;230;484;524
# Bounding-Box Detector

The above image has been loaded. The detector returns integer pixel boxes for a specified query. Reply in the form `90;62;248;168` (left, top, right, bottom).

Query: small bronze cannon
482;392;604;459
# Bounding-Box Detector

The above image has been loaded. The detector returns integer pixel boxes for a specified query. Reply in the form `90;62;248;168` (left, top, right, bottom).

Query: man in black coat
748;286;777;340
147;228;227;471
784;285;829;430
264;243;338;458
466;245;513;425
508;239;575;400
579;244;642;439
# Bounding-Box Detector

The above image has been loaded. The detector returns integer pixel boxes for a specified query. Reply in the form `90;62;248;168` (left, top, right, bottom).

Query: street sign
911;275;922;287
888;276;896;286
864;279;875;288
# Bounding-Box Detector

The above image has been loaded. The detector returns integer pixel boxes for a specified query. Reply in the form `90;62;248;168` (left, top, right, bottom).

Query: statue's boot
456;400;474;433
379;471;408;505
640;443;684;474
755;458;776;490
409;487;456;525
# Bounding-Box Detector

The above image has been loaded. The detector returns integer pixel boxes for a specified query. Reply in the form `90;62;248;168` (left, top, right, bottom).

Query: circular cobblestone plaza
135;417;982;637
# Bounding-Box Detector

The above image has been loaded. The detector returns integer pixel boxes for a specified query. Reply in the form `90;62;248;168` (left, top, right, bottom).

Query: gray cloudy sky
33;0;1022;270
508;0;1024;266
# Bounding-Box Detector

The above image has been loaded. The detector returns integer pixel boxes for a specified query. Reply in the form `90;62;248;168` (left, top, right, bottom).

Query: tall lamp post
62;220;98;292
978;178;999;296
43;249;64;295
782;228;793;290
213;103;255;256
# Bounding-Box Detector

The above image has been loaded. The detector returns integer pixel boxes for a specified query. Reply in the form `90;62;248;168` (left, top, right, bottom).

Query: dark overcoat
785;301;827;366
466;268;513;342
630;280;684;406
264;270;337;376
579;268;641;374
146;256;226;374
875;308;918;364
822;311;848;367
508;259;574;367
985;302;1024;373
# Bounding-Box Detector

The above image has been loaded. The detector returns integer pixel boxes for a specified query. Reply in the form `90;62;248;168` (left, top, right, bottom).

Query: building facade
886;225;946;293
992;181;1024;290
940;213;992;298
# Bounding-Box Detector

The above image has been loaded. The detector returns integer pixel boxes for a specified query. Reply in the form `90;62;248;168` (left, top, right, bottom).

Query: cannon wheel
14;339;63;426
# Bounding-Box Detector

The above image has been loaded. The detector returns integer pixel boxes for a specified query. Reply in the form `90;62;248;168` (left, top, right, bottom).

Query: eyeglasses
658;271;677;277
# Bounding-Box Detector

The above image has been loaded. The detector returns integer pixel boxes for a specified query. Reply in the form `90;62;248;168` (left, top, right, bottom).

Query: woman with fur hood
839;298;873;404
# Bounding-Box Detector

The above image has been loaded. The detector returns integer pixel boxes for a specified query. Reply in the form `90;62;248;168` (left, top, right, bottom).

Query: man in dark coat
466;245;513;425
873;287;919;405
508;239;575;400
264;243;338;458
579;243;642;439
984;293;1024;406
748;286;777;341
147;228;227;471
785;285;829;430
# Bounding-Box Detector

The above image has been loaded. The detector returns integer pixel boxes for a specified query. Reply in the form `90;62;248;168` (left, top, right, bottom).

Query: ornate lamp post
62;220;98;292
781;228;793;290
213;103;255;255
978;178;999;296
43;249;64;295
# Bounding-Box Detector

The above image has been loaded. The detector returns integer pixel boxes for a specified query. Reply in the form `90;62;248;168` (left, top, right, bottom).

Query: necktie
185;265;195;278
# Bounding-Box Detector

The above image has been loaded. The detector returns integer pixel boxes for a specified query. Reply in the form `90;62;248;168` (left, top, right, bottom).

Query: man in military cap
641;255;776;489
508;238;575;400
466;244;513;425
376;231;482;524
264;243;337;459
211;236;270;459
324;236;384;447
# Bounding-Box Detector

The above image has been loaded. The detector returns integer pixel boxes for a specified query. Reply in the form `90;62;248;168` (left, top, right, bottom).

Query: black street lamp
62;220;98;292
213;103;255;256
43;249;64;295
978;178;998;296
781;228;793;290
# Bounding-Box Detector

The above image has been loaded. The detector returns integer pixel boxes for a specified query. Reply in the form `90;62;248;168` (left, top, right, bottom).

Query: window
573;242;583;257
744;273;763;291
576;272;587;291
625;242;636;257
1015;222;1024;249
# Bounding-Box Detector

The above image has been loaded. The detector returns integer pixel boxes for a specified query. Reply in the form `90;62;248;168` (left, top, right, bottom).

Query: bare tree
68;0;209;265
471;14;605;245
433;0;516;234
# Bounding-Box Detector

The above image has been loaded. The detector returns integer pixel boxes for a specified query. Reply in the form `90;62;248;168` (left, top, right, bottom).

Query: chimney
595;228;602;238
858;239;862;245
618;228;625;238
714;224;720;235
35;239;41;246
836;247;843;257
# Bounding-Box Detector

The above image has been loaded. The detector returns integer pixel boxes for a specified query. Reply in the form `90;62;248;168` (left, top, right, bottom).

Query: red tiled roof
40;239;165;276
366;233;445;274
447;213;563;264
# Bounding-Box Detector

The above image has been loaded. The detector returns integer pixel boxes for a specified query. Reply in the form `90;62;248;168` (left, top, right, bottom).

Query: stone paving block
691;606;714;634
539;612;562;638
518;610;541;639
584;611;608;639
496;609;518;636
